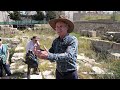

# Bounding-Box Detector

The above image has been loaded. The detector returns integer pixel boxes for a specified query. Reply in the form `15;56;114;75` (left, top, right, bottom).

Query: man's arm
26;41;30;53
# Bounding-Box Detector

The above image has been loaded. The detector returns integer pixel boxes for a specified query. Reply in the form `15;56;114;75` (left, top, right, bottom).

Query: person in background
26;36;40;78
0;38;11;79
34;15;78;79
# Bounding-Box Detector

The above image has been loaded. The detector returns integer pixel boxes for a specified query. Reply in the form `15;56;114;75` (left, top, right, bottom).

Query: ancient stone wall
74;21;120;37
73;13;111;21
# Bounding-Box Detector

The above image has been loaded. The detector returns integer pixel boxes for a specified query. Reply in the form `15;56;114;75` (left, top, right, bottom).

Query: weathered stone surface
15;47;24;52
12;53;25;57
44;75;55;79
11;53;25;62
111;42;120;52
92;66;105;74
22;73;42;79
74;20;120;37
80;30;96;37
88;31;96;37
108;52;120;60
91;39;112;52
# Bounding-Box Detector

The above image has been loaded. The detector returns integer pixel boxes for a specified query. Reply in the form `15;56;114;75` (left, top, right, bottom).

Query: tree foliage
55;11;63;18
45;11;56;21
8;11;21;20
32;11;45;20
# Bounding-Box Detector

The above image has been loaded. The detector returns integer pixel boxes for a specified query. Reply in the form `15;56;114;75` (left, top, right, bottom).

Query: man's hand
33;46;48;59
34;46;49;59
39;50;48;59
34;50;48;59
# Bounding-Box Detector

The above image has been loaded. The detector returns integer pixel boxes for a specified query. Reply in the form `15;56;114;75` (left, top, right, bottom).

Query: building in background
0;11;13;22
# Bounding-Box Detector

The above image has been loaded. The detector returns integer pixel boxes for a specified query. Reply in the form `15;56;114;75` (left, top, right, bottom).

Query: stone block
88;31;96;37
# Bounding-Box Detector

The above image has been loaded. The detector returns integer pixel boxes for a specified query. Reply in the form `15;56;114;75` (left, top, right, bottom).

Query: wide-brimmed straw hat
49;15;74;33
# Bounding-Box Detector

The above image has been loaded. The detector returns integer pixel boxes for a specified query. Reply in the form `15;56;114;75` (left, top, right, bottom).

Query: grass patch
39;61;56;72
81;15;111;21
78;66;93;79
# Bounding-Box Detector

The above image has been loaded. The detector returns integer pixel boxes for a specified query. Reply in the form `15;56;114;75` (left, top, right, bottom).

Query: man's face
55;21;69;38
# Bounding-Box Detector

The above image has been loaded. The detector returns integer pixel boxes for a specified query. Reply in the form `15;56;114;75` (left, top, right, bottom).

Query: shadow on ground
10;71;27;79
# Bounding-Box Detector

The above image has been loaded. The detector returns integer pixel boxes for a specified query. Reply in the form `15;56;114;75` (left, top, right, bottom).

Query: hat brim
49;18;74;33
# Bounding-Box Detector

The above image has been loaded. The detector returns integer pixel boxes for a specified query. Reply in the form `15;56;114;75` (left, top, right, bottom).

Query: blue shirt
47;34;78;72
0;44;8;64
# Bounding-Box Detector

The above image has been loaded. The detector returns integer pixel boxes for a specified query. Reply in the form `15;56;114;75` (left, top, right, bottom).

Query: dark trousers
56;69;78;79
27;64;38;79
0;63;11;77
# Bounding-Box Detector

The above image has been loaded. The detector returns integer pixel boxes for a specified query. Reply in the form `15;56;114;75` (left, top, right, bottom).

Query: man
34;15;78;79
26;36;40;79
0;38;11;79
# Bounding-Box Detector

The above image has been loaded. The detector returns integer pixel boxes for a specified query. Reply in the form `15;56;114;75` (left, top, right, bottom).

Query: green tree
32;11;44;20
55;11;64;18
8;11;21;28
45;11;56;21
8;11;21;20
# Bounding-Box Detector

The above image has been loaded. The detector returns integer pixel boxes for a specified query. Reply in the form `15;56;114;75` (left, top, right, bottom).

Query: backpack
25;50;38;68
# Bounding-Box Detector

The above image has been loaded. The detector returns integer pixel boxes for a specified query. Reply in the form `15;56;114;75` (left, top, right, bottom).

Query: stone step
44;75;55;79
22;73;43;79
11;57;24;62
92;66;105;74
109;52;120;60
11;53;25;62
12;53;25;58
15;47;25;52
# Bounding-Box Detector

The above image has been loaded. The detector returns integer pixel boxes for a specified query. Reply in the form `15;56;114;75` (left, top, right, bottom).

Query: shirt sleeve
26;41;30;53
47;37;78;62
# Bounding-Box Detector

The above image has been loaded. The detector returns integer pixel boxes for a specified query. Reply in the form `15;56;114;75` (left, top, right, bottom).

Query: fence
0;20;48;25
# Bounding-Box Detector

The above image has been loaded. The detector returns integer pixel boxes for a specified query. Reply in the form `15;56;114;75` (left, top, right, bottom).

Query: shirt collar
58;34;69;42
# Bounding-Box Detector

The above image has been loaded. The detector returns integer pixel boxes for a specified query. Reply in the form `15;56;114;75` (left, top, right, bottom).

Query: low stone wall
90;39;113;52
73;13;112;21
74;21;120;37
101;32;120;43
90;39;120;52
80;30;96;37
89;38;120;60
111;42;120;52
0;25;18;35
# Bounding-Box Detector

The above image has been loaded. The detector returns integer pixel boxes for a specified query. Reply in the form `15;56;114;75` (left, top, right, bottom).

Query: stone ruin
73;19;120;60
79;30;97;37
74;19;120;44
0;25;19;35
101;32;120;43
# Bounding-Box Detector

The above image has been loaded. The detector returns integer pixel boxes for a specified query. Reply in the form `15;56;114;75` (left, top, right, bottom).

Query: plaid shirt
47;34;78;72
